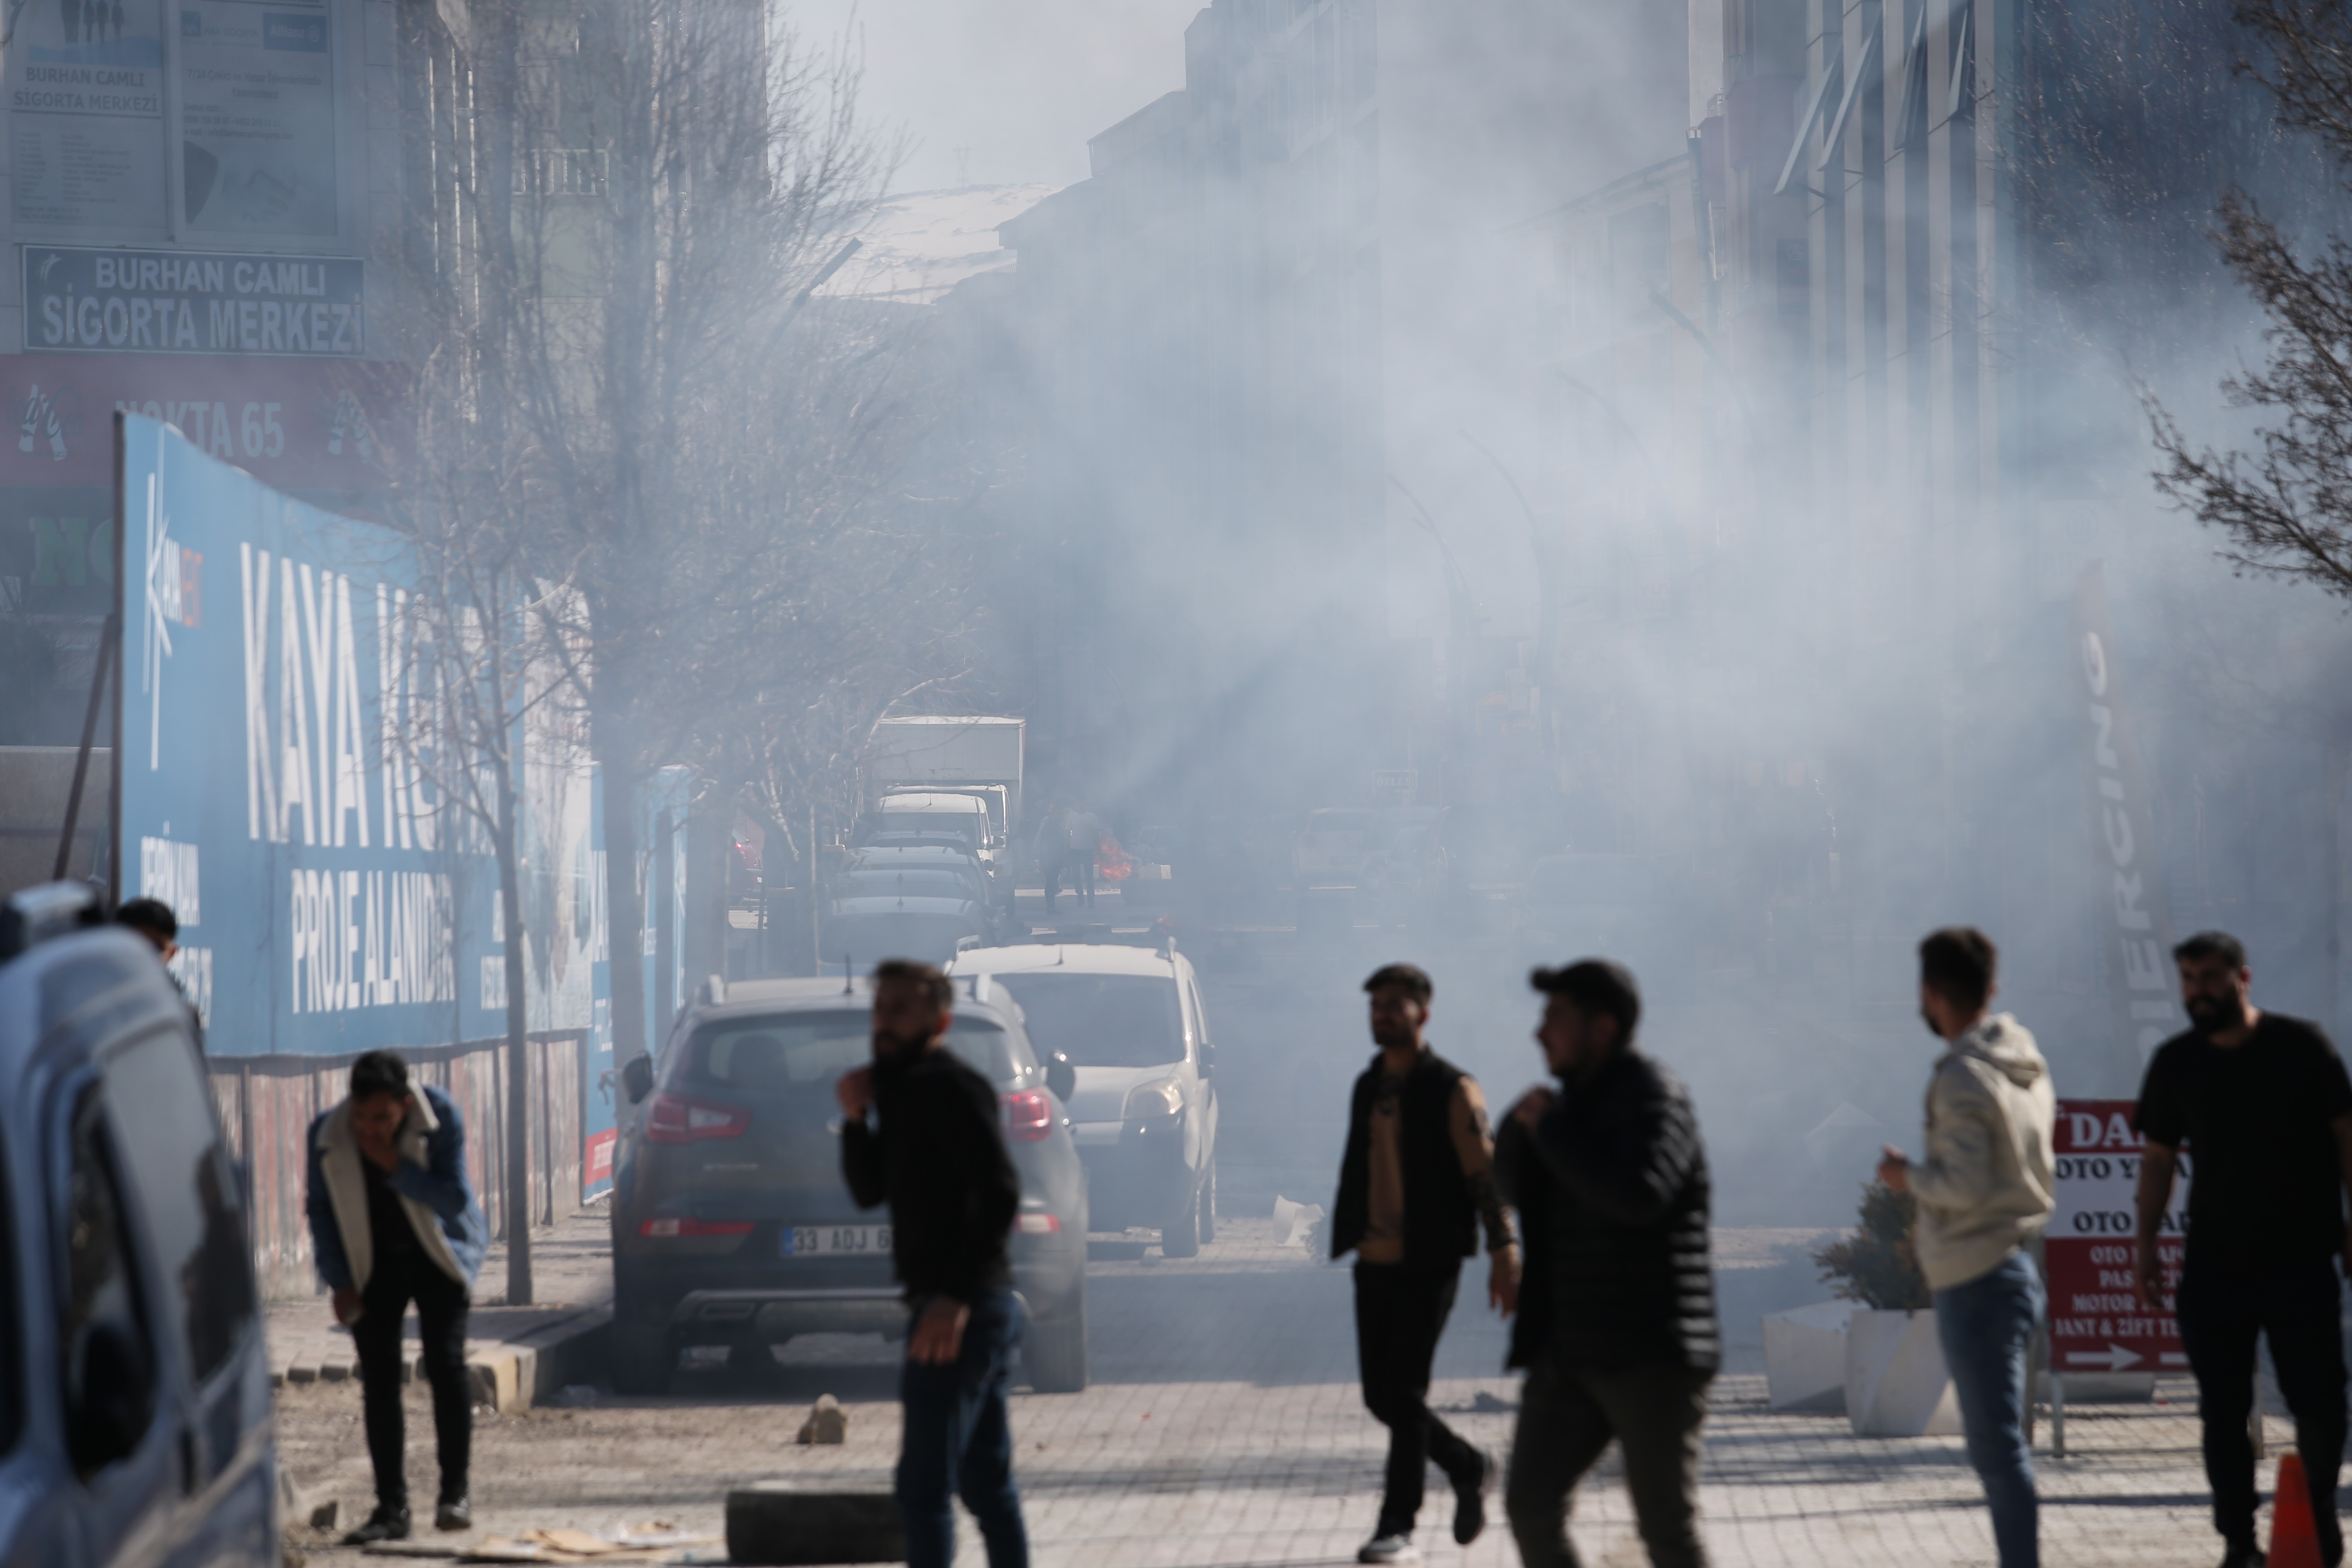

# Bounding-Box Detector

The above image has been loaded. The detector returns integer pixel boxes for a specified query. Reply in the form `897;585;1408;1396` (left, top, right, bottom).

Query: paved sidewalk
265;1204;613;1404
275;1216;2274;1566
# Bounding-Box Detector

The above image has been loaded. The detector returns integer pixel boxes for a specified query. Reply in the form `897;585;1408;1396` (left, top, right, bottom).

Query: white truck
868;716;1025;839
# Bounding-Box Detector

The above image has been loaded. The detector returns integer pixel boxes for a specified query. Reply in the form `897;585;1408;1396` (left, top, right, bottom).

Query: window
100;1034;255;1386
993;975;1186;1070
58;1089;155;1472
680;1012;1024;1093
834;870;976;902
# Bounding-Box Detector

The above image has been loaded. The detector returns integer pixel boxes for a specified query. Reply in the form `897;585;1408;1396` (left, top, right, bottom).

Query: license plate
781;1223;892;1257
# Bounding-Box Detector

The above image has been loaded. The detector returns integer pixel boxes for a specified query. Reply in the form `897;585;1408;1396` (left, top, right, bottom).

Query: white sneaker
1358;1533;1420;1564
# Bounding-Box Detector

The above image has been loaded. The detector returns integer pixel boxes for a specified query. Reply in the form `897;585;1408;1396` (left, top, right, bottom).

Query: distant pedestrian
1035;803;1073;911
116;895;201;1049
1333;962;1518;1563
1063;807;1098;908
1497;960;1715;1568
838;959;1028;1568
1876;928;2054;1568
306;1049;487;1545
2135;931;2352;1568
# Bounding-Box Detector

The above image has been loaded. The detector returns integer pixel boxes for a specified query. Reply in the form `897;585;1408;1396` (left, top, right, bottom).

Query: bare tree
2148;0;2352;594
390;0;950;1061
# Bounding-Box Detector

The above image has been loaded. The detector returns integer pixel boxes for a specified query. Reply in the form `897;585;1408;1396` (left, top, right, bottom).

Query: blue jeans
897;1290;1029;1568
1935;1250;2043;1568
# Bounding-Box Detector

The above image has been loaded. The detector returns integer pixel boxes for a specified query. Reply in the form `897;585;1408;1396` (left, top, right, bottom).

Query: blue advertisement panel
113;411;600;1058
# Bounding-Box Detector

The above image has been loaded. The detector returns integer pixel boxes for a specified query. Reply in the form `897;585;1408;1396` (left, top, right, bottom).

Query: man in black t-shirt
2135;931;2352;1568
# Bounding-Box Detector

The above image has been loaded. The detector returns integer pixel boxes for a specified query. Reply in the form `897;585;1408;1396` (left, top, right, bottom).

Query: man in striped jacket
1498;959;1718;1568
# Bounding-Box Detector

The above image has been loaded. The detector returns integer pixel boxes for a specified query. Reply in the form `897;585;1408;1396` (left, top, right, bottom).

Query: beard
2183;993;2235;1034
1371;1022;1413;1051
872;1027;934;1067
1921;1005;1942;1040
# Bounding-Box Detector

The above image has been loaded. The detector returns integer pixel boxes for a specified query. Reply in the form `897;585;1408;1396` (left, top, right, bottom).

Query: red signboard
2045;1098;2190;1375
0;353;401;494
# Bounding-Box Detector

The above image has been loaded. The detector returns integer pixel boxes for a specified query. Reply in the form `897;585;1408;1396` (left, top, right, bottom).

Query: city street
275;1213;2247;1567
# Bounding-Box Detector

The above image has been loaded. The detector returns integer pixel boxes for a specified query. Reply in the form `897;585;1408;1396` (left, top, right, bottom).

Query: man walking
838;959;1028;1568
306;1049;487;1545
1498;960;1715;1568
1333;963;1519;1564
1877;928;2055;1568
2135;931;2352;1568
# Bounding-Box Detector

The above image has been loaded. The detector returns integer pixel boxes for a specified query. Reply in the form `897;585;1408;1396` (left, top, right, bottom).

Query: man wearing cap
1333;962;1519;1564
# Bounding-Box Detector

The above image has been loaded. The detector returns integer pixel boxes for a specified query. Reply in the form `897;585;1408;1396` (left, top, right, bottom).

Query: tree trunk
490;746;533;1306
604;762;648;1067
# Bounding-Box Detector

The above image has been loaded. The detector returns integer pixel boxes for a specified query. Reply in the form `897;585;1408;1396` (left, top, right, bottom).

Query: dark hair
2175;930;2248;970
1363;962;1434;1004
1530;959;1642;1040
873;958;954;1011
115;897;177;940
349;1049;410;1103
1919;927;1998;1009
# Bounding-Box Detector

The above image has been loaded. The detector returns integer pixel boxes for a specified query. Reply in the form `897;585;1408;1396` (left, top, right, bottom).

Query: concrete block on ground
1764;1300;1856;1413
1845;1307;1961;1436
727;1479;904;1564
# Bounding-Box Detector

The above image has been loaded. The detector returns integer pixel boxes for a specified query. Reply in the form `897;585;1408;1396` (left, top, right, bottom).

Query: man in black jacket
1333;963;1520;1564
1498;960;1717;1568
838;959;1028;1568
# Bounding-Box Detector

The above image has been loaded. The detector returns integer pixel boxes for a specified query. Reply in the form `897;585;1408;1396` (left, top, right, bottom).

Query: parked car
823;866;995;966
0;882;277;1568
950;943;1219;1258
862;793;1000;885
611;976;1089;1394
845;844;1004;918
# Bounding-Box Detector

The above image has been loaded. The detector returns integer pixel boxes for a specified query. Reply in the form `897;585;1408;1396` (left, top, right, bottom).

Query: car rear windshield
992;974;1184;1069
1306;810;1374;836
879;813;979;838
675;1012;1022;1093
834;869;972;900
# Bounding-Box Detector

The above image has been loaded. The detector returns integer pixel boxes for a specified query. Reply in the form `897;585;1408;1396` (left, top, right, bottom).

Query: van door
95;1033;268;1565
49;1080;179;1568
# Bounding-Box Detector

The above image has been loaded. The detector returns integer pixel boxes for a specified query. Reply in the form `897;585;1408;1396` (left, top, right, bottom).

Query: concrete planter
1844;1308;1963;1436
1763;1300;1857;1413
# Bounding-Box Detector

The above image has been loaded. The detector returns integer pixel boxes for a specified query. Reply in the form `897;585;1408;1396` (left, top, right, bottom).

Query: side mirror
622;1054;656;1104
1199;1040;1215;1079
69;1322;154;1475
1045;1051;1076;1105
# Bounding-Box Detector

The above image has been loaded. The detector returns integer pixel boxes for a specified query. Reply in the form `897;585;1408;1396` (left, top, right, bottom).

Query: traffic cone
2269;1451;2324;1568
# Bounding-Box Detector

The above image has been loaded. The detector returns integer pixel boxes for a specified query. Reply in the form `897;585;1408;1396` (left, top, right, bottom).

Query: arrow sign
2065;1345;2144;1371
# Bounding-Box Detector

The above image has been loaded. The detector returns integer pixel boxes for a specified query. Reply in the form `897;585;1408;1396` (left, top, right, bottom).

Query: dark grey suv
610;976;1090;1393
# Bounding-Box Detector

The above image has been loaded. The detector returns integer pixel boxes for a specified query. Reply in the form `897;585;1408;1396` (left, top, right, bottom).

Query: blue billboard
111;411;612;1076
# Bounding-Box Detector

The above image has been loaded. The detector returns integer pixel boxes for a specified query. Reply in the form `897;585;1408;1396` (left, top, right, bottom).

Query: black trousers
1506;1357;1712;1568
351;1248;472;1512
2176;1255;2346;1564
1354;1261;1480;1533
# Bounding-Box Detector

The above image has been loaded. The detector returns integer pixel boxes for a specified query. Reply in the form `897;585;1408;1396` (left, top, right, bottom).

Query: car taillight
645;1093;752;1144
1016;1212;1061;1234
1001;1090;1054;1143
639;1217;756;1237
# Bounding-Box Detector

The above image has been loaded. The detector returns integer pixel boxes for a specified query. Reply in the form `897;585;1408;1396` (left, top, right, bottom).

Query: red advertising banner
2045;1098;2190;1375
0;353;400;494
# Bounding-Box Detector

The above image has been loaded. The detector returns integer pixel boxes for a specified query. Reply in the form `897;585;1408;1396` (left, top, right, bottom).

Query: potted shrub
1814;1183;1962;1437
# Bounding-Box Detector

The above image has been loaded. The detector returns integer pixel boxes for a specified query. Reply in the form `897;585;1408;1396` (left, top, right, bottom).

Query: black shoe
343;1504;411;1545
1453;1447;1494;1545
1357;1532;1419;1564
435;1495;471;1531
2218;1548;2266;1568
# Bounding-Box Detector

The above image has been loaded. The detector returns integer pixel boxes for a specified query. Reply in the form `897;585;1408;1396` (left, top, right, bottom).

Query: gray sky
783;0;1207;193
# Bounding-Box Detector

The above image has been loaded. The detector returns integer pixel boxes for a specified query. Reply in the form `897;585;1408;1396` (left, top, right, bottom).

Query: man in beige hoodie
1878;927;2056;1568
